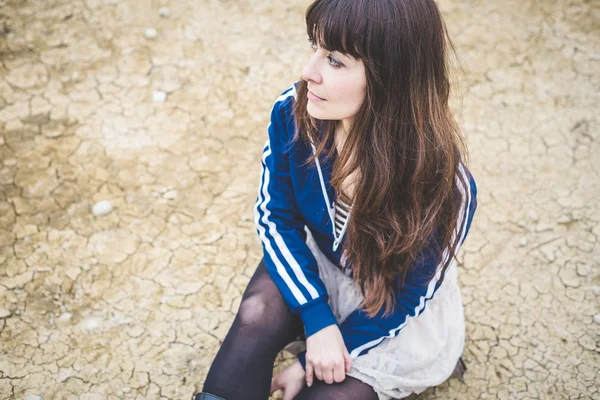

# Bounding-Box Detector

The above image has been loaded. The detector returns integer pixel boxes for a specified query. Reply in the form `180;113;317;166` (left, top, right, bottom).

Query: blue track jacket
254;83;478;370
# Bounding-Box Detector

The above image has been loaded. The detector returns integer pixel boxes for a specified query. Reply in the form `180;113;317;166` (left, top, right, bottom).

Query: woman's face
301;40;367;129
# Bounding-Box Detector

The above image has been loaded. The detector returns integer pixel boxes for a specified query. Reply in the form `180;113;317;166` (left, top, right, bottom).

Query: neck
335;120;350;153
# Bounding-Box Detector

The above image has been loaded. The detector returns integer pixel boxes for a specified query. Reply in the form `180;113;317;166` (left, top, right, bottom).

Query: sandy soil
0;0;598;399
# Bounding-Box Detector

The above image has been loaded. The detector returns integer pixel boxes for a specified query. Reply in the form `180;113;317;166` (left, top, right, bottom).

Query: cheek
330;77;365;109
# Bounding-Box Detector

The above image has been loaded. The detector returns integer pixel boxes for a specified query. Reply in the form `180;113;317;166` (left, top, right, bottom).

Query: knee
237;295;269;328
236;293;292;339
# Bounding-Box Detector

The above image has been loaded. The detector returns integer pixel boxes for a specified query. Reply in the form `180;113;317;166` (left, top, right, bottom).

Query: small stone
58;312;72;322
0;308;11;318
527;210;539;222
518;219;527;228
92;200;113;217
144;28;158;39
519;237;528;247
554;327;569;339
163;190;178;200
594;315;600;325
159;7;170;17
152;90;167;104
80;317;102;331
557;214;572;224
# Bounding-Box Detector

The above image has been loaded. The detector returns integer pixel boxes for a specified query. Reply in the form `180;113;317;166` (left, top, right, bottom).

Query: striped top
334;195;353;277
334;197;352;238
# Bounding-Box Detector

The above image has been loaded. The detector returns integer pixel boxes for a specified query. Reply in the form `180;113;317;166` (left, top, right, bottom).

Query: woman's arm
297;168;478;367
254;85;338;338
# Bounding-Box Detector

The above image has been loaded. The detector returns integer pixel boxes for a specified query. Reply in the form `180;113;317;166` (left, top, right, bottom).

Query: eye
327;55;342;68
308;38;344;69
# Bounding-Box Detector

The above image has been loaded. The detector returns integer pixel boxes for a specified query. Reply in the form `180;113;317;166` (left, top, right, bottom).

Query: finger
306;362;314;387
323;365;334;384
270;378;278;394
333;361;346;383
344;349;352;373
314;365;323;382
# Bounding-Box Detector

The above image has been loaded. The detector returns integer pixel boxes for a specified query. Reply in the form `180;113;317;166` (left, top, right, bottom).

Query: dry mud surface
0;0;598;399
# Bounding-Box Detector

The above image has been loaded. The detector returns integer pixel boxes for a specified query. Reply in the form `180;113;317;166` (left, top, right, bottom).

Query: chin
306;104;330;120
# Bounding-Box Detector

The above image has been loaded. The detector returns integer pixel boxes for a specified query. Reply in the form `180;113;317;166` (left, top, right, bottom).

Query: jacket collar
308;138;350;251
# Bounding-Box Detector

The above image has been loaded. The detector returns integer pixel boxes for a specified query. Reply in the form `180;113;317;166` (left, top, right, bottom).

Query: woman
194;0;478;399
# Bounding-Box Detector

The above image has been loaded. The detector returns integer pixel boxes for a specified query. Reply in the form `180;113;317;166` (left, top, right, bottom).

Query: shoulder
457;161;477;200
270;82;299;122
268;82;300;146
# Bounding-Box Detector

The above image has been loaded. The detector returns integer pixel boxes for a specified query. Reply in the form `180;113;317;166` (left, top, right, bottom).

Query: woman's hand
305;324;352;386
270;361;306;400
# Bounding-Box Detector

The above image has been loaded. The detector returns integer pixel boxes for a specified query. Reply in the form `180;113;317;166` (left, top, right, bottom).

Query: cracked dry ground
0;0;598;399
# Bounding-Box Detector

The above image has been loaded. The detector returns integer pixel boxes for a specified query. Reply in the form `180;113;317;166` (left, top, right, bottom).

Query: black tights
202;258;378;400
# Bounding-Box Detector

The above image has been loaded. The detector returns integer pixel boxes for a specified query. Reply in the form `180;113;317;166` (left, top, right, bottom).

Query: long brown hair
292;0;470;318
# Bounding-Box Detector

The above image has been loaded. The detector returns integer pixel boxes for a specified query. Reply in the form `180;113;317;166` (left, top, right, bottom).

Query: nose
301;52;322;84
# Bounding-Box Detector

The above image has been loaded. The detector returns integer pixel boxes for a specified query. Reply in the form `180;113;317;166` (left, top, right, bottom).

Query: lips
308;90;326;101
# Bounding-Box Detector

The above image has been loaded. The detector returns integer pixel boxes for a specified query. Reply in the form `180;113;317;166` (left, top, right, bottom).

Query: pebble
144;28;158;39
0;308;11;318
519;237;528;247
58;312;72;322
527;210;540;222
593;315;600;324
163;190;178;200
554;327;569;339
92;200;113;217
152;90;167;104
80;317;103;331
557;214;572;224
159;7;171;17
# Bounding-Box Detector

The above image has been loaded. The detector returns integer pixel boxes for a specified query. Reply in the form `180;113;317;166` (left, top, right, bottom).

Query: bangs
305;0;368;60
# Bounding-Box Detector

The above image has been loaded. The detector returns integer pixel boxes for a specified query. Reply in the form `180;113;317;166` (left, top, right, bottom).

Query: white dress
303;225;466;400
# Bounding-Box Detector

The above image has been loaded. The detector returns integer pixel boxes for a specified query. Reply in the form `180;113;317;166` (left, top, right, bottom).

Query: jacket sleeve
254;86;338;341
297;164;477;370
